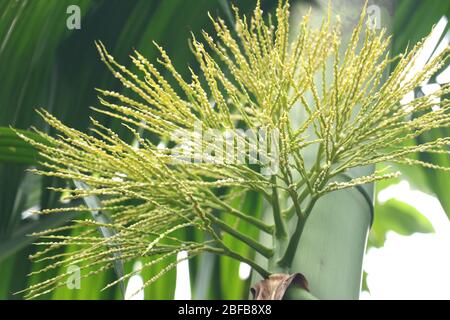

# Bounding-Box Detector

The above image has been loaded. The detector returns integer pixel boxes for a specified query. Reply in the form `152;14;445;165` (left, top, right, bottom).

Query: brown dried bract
251;273;310;300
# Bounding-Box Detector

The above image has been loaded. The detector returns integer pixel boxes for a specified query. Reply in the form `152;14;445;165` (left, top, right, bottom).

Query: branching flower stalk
16;0;449;299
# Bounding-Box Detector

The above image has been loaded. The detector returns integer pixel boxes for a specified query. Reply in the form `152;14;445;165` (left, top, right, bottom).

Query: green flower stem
207;213;273;258
226;206;274;234
287;188;304;219
276;216;306;269
277;195;318;269
206;246;270;278
209;195;274;234
283;168;320;220
271;176;287;239
283;184;311;220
